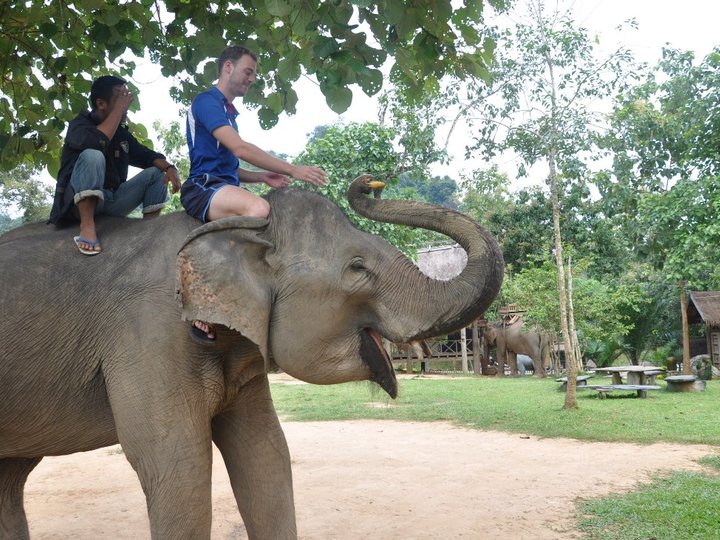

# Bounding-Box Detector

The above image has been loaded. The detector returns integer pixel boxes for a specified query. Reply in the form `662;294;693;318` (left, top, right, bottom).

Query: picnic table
580;366;666;398
556;374;593;391
577;384;661;399
592;365;665;385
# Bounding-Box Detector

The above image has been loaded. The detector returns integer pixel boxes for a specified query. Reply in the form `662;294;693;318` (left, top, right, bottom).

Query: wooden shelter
686;291;720;367
416;244;466;280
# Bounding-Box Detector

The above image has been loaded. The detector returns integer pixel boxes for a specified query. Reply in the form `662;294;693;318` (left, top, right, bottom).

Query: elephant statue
0;176;503;539
484;318;550;377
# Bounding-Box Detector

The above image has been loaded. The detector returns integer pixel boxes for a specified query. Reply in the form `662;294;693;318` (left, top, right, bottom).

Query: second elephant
485;319;550;377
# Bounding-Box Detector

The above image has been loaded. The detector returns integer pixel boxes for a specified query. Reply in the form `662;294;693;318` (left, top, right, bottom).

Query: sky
120;1;720;187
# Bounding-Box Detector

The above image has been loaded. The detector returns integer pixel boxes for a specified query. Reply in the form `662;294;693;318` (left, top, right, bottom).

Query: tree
599;47;720;291
0;164;52;227
455;1;636;408
397;173;459;209
295;121;437;251
1;0;507;171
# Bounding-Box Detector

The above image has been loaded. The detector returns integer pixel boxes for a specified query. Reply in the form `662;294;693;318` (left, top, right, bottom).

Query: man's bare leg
76;197;101;253
207;185;270;220
190;186;268;344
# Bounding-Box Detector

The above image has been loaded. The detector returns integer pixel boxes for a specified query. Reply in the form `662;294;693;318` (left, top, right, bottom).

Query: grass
270;374;720;539
270;375;720;444
577;472;720;539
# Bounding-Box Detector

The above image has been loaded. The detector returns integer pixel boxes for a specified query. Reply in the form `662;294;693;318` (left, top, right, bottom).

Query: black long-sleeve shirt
49;110;165;224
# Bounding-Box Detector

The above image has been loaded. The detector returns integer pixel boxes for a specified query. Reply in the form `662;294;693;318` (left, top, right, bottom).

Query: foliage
295;121;440;251
0;164;52;226
598;47;720;289
500;259;637;346
397;173;459;209
1;0;506;170
152;119;189;213
578;472;720;540
461;5;637;178
377;85;449;174
636;174;720;290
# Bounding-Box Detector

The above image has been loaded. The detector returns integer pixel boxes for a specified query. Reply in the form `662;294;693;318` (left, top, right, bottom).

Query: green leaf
356;68;383;96
265;0;292;17
258;107;279;129
323;84;353;113
313;36;340;58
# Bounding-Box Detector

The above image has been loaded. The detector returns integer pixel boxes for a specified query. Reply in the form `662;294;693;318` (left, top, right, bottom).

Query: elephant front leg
112;405;214;539
0;457;42;540
212;375;296;540
507;351;519;376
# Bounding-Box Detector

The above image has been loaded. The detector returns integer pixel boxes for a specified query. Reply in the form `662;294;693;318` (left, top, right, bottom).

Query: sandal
74;235;102;256
189;320;216;345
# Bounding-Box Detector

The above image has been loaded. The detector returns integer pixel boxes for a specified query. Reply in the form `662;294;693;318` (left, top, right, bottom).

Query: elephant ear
176;216;273;362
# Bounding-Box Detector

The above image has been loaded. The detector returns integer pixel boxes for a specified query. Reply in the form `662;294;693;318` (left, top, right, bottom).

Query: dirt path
24;420;714;539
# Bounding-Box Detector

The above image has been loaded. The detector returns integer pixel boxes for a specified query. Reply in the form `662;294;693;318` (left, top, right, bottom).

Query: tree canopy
0;0;506;171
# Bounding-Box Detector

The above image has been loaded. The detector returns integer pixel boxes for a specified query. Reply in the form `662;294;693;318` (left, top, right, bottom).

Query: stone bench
577;384;661;399
556;374;593;391
665;375;706;392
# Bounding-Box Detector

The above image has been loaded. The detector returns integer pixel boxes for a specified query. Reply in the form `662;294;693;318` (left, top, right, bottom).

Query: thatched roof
688;291;720;327
417;245;467;280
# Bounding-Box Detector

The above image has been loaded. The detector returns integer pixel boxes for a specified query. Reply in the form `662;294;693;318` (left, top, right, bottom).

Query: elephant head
177;176;504;398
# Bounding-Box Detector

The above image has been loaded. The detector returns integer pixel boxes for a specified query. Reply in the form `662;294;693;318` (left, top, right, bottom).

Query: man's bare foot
190;320;216;344
73;235;102;255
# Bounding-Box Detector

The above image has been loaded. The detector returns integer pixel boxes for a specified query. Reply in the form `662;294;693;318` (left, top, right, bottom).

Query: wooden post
472;322;481;375
680;281;691;375
460;327;468;373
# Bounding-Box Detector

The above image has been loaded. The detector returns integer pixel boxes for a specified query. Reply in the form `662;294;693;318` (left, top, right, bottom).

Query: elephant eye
349;257;367;272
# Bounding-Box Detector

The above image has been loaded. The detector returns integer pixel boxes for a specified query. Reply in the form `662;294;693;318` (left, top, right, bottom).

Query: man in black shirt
49;76;181;255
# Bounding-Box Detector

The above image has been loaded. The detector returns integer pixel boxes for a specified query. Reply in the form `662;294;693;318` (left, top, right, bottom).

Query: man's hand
262;172;291;189
292;165;328;186
116;89;134;115
164;167;181;193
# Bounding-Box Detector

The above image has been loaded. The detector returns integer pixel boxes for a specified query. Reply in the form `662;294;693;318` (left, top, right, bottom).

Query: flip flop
189;320;216;345
73;235;102;256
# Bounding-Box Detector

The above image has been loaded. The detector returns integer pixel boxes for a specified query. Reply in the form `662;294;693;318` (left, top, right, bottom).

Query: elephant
484;318;550;377
0;176;503;539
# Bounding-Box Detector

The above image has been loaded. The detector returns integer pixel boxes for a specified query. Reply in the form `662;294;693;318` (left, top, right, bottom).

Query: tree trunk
472;322;482;375
548;150;577;409
566;256;583;372
541;38;578;409
460;327;469;373
680;281;691;375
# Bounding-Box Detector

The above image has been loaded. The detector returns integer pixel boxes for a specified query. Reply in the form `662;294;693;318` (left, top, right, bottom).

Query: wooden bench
556;374;593;391
577;384;661;399
665;375;706;392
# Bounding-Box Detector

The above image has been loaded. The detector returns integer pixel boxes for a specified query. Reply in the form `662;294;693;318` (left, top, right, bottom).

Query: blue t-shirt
186;87;240;183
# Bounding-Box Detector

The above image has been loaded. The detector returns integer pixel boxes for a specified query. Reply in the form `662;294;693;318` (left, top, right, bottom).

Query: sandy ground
23;416;715;540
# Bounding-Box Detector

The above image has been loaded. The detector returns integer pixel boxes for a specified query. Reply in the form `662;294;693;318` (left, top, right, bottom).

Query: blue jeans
70;149;167;216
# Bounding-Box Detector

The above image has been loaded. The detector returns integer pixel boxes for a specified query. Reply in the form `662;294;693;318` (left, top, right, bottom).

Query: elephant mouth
360;328;398;399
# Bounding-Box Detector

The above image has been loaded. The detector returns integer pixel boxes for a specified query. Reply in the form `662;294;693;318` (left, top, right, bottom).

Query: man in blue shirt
181;45;328;342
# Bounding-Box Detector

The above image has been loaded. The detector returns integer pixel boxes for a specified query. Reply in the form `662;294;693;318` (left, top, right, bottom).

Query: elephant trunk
348;176;504;342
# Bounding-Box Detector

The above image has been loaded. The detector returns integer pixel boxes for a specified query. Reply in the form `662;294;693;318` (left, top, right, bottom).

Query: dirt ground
23;412;715;540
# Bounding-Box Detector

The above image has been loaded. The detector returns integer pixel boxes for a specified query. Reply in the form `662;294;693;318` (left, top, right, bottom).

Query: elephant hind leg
0;457;42;539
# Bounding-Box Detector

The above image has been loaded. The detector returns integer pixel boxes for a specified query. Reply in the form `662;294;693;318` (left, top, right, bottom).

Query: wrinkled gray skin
485;320;550;377
0;177;503;539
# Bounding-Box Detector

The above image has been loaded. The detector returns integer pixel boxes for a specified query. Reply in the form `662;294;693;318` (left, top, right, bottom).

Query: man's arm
96;90;133;140
212;125;327;186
